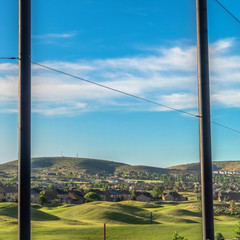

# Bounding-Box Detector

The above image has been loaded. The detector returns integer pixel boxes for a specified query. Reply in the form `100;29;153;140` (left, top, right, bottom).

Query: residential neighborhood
0;183;190;205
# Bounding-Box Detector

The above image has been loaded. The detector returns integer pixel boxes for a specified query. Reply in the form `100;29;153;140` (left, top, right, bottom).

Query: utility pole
196;0;214;239
18;0;31;239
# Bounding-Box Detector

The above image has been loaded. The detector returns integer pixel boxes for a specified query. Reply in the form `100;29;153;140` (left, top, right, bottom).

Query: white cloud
0;76;18;101
32;101;87;116
212;90;240;107
32;61;95;71
157;93;198;110
0;63;18;71
210;38;235;54
0;38;240;115
32;32;76;39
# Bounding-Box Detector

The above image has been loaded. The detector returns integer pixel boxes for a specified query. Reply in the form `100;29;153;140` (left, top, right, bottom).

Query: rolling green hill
0;201;238;240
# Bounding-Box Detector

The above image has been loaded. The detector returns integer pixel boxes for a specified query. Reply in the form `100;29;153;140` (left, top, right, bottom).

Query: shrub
171;232;187;240
215;232;224;240
233;221;240;239
84;192;101;202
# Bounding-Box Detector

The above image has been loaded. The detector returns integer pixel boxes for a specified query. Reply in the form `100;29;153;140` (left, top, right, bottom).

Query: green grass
0;201;238;240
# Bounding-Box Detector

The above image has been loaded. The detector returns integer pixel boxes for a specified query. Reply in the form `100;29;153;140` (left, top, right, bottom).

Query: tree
103;184;108;191
229;200;236;214
33;184;42;191
233;221;240;239
171;232;187;240
131;190;136;200
151;186;163;199
8;176;17;186
84;192;101;202
47;183;54;190
215;232;224;240
40;195;47;205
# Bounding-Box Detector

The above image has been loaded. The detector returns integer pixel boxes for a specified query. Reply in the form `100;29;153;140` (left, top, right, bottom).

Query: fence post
104;223;106;240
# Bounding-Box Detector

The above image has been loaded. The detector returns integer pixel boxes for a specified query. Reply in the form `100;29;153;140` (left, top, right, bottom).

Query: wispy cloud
32;32;77;39
0;38;239;115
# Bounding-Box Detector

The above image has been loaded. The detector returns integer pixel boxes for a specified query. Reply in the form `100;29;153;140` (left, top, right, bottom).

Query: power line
214;0;240;24
212;121;240;134
0;57;19;60
31;61;240;135
31;61;199;118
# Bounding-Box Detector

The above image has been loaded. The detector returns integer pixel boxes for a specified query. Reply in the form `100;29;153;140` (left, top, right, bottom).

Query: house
115;190;131;201
162;192;187;201
218;191;240;202
31;188;41;204
0;187;5;200
136;192;152;202
45;189;69;203
0;186;18;202
87;189;110;201
108;189;119;201
128;180;136;184
109;177;120;183
68;190;84;204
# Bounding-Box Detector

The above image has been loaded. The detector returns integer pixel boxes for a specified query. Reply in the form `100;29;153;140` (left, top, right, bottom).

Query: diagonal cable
31;61;199;118
212;121;240;134
214;0;240;24
30;61;240;135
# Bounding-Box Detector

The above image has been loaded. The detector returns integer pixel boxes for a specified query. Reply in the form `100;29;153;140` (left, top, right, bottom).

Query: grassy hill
0;200;202;225
0;157;168;176
168;160;240;173
0;201;238;240
0;157;239;177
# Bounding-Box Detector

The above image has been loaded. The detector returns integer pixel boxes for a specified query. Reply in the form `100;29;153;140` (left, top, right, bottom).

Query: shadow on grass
0;204;59;221
156;202;180;206
103;211;160;225
169;209;202;217
31;208;60;221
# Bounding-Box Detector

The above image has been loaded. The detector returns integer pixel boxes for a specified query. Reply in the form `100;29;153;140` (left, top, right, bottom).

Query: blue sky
0;0;239;167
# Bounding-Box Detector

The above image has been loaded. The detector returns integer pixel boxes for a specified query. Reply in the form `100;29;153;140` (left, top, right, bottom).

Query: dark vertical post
150;212;152;224
104;223;106;240
196;0;214;239
18;0;31;239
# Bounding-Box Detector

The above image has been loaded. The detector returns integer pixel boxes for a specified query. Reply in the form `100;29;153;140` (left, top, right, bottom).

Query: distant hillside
0;157;168;176
116;165;168;175
0;157;239;177
168;161;240;173
0;157;127;175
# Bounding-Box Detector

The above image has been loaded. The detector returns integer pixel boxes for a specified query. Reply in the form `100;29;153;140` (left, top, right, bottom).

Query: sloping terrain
0;157;167;176
0;201;238;240
0;157;239;177
168;160;240;173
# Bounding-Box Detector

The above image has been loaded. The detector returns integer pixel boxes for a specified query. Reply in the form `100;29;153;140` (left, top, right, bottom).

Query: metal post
104;223;106;240
18;0;31;239
196;0;214;239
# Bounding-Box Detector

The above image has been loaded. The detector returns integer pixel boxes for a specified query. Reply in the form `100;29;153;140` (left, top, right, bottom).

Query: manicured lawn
0;201;238;240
